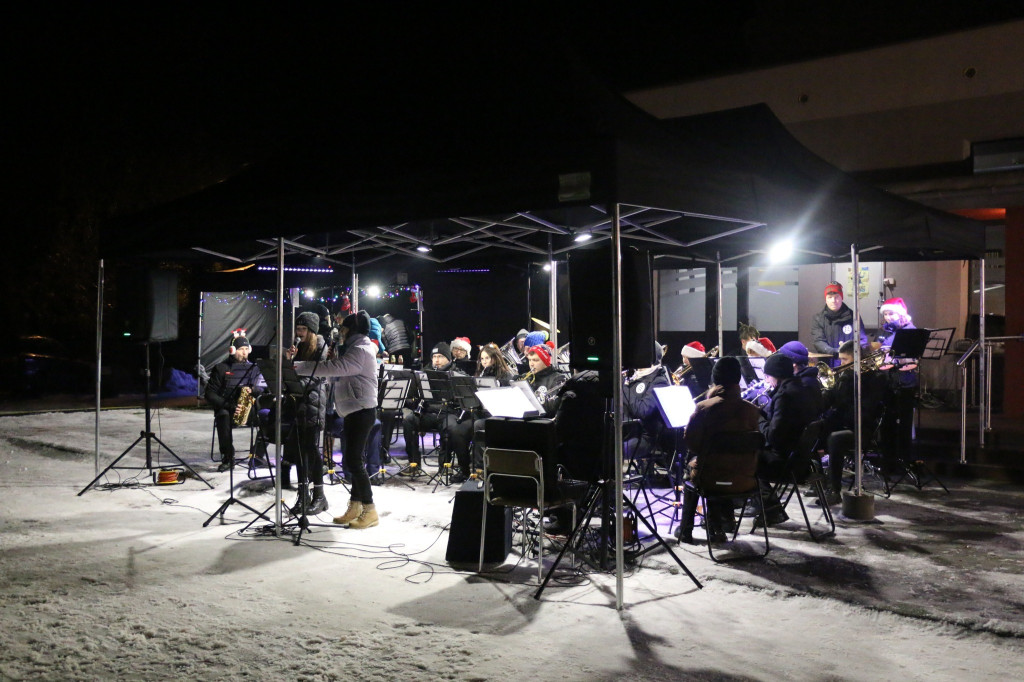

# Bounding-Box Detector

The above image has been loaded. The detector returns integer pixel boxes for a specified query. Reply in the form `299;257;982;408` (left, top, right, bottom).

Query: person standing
294;310;380;529
810;281;869;368
283;311;329;515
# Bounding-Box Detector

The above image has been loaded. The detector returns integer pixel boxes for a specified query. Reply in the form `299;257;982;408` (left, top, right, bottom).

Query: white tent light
416;245;431;253
303;289;315;298
367;285;382;298
769;238;794;263
542;263;551;272
574;231;593;243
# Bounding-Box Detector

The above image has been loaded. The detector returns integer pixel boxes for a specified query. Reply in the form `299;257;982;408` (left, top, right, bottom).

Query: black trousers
342;408;376;504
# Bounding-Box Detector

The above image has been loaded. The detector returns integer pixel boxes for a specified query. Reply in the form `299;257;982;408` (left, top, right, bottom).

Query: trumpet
671;346;719;385
816;347;887;390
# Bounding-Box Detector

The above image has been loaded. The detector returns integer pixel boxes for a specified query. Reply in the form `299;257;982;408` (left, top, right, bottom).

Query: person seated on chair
677;341;707;399
205;335;266;472
677;356;761;544
450;336;476;374
744;336;776;358
520;342;567;417
282;311;330;515
753;353;821;526
399;342;464;477
777;341;825;417
821;340;889;503
468;343;518;479
623;342;672;470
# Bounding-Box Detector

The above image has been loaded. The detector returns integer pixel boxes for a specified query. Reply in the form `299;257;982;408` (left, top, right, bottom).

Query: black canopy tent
94;38;986;606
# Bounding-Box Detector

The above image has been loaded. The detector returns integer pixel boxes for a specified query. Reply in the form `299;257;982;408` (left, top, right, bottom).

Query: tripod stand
79;342;212;495
203;429;271;526
535;477;702;599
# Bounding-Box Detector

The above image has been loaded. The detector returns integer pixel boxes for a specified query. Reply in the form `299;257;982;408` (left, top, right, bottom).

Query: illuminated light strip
257;265;334;273
436;268;490;273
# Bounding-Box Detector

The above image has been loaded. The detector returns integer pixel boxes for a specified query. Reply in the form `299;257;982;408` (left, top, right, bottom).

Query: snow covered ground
1;406;1022;681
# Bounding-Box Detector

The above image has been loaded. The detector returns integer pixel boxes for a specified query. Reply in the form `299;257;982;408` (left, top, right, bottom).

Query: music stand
372;377;415;488
686;357;714;395
451;374;483;414
890;328;933;359
420;371;457;487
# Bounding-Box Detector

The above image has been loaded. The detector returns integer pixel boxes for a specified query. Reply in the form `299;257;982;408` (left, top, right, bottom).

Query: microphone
293;336;301;348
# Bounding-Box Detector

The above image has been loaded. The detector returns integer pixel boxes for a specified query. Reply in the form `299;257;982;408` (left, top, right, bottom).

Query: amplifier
446;480;512;566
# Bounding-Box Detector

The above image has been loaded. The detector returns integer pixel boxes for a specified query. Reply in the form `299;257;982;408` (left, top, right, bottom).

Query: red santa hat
879;297;908;317
527;344;552;367
450;337;472;354
745;337;776;357
681;341;706;359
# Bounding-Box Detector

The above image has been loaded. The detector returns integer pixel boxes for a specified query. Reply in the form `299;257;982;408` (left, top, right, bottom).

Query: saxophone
233;386;255;426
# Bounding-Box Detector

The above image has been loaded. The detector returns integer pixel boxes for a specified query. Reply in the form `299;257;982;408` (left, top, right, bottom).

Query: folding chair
687;430;769;562
478;447;580;583
771;420;835;541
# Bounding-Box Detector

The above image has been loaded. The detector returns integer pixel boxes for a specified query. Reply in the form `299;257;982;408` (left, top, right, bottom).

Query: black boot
280;463;293;490
218;452;234;472
288;485;311;516
675;485;699;544
307;485;329;515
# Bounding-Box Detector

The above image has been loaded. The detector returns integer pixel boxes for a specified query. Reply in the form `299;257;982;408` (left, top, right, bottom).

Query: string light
257;265;334;273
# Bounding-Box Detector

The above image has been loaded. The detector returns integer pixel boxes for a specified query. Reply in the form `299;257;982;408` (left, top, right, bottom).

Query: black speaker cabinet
567;244;654;372
121;269;179;343
446;480;512;565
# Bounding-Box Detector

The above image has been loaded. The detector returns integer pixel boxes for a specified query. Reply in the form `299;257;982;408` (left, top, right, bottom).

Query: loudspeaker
567;244;654;372
121;269;179;342
446;480;512;565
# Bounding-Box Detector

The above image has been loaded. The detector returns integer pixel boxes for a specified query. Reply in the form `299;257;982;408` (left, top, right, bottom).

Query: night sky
5;3;1023;354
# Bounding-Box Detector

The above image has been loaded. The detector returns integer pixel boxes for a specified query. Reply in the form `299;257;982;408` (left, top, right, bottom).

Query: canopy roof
100;37;984;270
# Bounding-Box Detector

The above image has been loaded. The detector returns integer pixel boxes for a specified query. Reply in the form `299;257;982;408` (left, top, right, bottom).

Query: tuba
499;337;523;369
233;386;255;426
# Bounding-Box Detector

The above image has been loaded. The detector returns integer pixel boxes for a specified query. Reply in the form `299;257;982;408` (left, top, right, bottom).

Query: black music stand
79;342;213;495
422;370;457;488
204;394;272;526
686;357;715;395
372;377;414;488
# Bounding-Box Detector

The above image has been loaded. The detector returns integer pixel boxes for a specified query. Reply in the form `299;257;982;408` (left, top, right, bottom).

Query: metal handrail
958;335;1024;463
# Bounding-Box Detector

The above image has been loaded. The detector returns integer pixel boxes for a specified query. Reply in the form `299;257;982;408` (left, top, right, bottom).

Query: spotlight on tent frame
416;245;431;253
573;230;593;243
367;285;382;298
542;262;552;272
769;238;794;263
303;289;315;299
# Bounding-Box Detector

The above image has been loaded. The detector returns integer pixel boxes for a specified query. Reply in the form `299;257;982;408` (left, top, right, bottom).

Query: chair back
696;430;763;494
482;447;544;508
787;420;825;482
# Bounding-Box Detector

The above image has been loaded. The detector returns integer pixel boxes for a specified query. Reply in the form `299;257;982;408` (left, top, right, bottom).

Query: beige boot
347;503;379;529
332;500;363;525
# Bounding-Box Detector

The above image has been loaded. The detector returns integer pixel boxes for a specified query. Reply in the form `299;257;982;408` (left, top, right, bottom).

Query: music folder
476;382;544;419
256;359;306;396
653;384;698;429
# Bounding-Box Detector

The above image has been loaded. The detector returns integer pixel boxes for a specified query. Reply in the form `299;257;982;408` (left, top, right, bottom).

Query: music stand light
653;385;698;430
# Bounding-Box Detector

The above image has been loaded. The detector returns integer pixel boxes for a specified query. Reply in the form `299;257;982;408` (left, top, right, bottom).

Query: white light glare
367;285;382;298
542;263;552;272
574;231;593;243
416;245;431;253
303;289;315;298
769;239;794;263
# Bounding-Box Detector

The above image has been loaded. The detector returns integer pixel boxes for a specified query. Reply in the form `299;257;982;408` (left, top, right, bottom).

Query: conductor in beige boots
294;310;380;529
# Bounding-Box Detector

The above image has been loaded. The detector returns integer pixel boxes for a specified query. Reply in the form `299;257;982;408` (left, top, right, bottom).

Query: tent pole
352;272;359;314
851;245;863;497
548;236;557;350
979;256;986;448
611;203;624;611
716;254;724;353
94;258;104;476
274;239;285;533
196;293;205;400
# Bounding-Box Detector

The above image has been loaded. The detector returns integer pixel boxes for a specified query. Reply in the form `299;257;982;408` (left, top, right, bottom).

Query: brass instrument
740;379;772;408
671;346;719;385
816;348;887;390
233;386;255;426
499;337;522;368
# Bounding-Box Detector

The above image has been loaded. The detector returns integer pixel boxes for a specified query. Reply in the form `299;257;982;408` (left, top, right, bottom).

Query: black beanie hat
341;310;371;336
232;336;251;349
431;341;452;362
764;353;794;379
711;356;741;386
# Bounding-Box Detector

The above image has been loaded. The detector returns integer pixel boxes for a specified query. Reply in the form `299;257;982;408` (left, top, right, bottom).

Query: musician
468;343;518;478
399;342;465;477
521;343;567;416
745;336;776;358
623;343;672;465
734;322;760;357
810;281;869;367
295;311;380;529
368;316;386;359
282;311;330;515
876;297;919;464
450;336;476;374
821;340;890;503
677;356;761;543
205;336;266;472
753;353;821;526
777;341;825;417
677;341;707;398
